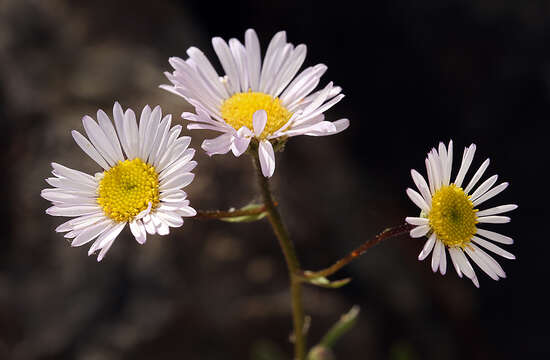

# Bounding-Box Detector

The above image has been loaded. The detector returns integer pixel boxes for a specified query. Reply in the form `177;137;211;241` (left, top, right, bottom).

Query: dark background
1;0;547;359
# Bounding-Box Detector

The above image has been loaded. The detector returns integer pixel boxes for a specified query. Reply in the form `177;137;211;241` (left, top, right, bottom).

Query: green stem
251;150;306;360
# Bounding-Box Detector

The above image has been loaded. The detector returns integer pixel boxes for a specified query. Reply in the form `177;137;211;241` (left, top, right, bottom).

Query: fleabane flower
161;28;349;177
405;141;517;287
41;103;197;261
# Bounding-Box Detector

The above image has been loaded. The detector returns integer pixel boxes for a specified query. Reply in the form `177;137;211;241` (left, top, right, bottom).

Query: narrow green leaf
307;345;335;360
319;305;360;348
307;276;351;289
220;204;267;223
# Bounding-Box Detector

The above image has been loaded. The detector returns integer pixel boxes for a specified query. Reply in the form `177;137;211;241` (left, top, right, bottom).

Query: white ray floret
405;140;517;287
42;103;197;261
162;28;349;178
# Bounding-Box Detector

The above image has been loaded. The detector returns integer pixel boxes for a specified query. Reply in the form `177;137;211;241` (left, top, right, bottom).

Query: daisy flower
161;28;349;177
41;103;197;261
405;141;517;287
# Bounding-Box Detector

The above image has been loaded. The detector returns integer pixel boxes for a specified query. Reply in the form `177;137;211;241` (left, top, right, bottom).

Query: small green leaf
306;307;360;359
320;305;360;348
220;204;267;223
307;276;351;289
307;345;335;360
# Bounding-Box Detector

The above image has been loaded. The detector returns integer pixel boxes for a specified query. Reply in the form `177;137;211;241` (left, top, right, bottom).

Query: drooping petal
258;140;275;178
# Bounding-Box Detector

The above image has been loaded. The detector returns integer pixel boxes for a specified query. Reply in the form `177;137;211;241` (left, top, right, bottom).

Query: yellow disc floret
428;184;478;248
97;158;160;222
220;91;293;138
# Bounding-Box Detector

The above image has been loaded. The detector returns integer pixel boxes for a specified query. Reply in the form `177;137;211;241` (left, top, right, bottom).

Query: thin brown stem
251;150;306;360
303;223;415;279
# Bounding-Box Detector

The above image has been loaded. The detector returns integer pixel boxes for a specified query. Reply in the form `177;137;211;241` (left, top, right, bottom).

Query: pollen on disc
220;91;293;138
97;158;160;222
428;184;478;248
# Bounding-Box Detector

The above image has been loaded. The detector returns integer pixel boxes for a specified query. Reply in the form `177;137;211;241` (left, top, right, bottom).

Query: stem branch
303;223;414;279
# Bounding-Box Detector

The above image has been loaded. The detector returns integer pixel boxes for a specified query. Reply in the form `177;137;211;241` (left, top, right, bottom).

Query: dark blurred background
1;0;547;359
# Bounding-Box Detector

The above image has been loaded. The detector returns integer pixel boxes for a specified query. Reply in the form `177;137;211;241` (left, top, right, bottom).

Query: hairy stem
303;223;414;279
251;151;306;360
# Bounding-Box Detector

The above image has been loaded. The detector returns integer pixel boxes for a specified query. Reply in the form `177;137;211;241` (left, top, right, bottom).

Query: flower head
161;29;349;177
41;103;197;261
406;141;517;287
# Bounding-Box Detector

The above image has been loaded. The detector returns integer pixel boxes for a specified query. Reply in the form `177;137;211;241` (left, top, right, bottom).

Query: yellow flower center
97;158;160;222
428;184;478;248
220;91;293;138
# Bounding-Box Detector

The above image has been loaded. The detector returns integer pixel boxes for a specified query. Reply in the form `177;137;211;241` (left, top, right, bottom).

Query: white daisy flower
405;141;517;287
161;28;349;177
41;103;197;261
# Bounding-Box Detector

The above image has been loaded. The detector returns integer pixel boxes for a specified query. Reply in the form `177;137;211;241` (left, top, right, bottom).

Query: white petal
431;240;442;272
113;102;131;159
46;205;101;217
231;128;252;157
149;115;172;166
439;244;447;275
410;225;430;238
470;175;498;202
212;37;240;93
418;233;436;261
476;228;513;245
71;131;110;170
464;158;490;194
477;216;510;224
464;246;499;280
258;140;275;178
411;169;432;206
469;243;506;278
156;211;184;227
82;115;117;166
406;188;430;213
201;133;233;156
143;215;156;235
41;190;96;205
160;159;197;182
405;217;429;226
454;248;478;284
160;173;195;192
448;247;463;277
130;219;147;244
51;163;96;186
471;236;515;259
135;202;152;220
425;159;435;194
476;204;517;217
444;140;453;186
151;214;170;235
88;222;115;254
245;29;261;91
253;110;267;137
141;106;162;161
97;238;116;262
454;144;476;187
186;47;230;99
473;183;509;207
259;31;287;92
97;109;125;162
89;222;125;257
45;177;96;192
71;219;111;247
281;64;326;106
175;206;197;217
